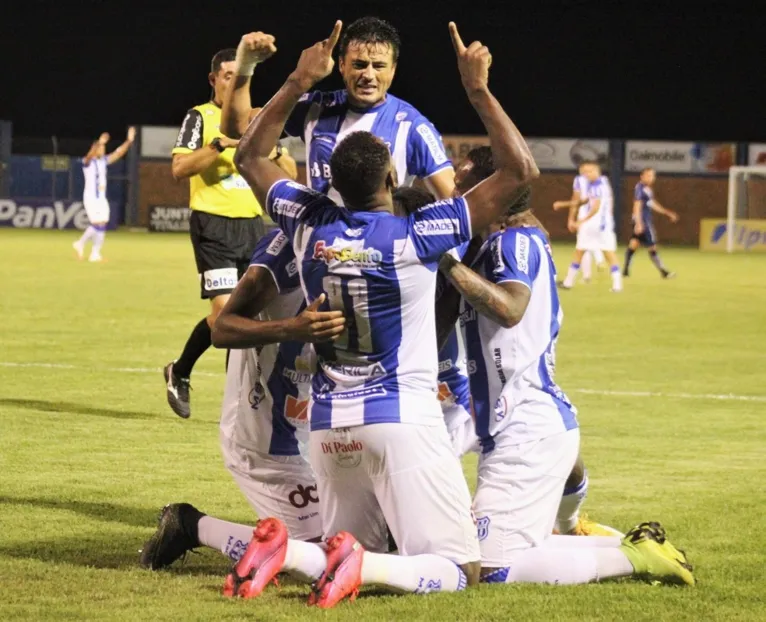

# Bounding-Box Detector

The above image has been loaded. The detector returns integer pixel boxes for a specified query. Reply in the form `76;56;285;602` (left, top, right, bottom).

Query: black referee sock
174;318;212;379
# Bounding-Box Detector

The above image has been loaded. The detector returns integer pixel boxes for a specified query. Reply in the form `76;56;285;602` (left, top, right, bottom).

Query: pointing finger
449;22;466;54
325;20;343;52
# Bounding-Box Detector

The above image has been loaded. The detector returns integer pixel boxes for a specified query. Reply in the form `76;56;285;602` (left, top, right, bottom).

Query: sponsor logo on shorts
288;484;319;509
466;359;477;375
416;124;448;166
476;516;490;541
266;231;289;256
286;259;299;277
203;268;238;292
413;218;460;236
321;440;363;468
313;240;383;268
271;198;306;219
249;380;265;409
493;348;507;385
438;359;453;373
283;368;312;385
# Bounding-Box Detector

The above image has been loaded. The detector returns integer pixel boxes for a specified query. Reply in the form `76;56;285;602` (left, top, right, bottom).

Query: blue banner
0;198;120;230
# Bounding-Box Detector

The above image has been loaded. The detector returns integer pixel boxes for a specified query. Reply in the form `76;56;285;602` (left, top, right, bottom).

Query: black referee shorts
189;210;265;299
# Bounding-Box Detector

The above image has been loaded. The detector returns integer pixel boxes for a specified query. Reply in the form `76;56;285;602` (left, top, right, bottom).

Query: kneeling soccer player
437;184;694;587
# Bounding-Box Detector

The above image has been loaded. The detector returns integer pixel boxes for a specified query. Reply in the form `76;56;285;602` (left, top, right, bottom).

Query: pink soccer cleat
222;517;288;599
309;531;365;609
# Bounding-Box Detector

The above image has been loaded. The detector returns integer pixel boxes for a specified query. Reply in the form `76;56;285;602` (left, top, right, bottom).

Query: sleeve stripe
494;278;532;291
248;263;281;294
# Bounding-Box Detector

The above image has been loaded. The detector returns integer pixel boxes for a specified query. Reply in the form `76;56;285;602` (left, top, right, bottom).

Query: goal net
726;166;766;252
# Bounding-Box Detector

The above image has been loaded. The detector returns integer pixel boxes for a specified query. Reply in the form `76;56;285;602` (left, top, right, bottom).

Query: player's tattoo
439;254;527;329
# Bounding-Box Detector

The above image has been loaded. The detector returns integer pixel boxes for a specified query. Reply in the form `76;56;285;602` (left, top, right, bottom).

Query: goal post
726;165;766;252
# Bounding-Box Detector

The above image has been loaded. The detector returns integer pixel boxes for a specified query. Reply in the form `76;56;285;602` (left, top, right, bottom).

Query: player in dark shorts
623;167;678;278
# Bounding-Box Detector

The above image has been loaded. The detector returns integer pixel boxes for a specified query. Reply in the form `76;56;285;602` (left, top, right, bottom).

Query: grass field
1;228;765;621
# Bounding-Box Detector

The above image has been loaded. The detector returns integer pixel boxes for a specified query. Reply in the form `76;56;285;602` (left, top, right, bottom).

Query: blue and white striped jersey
219;229;315;456
438;328;472;427
586;176;614;232
573;174;589;220
459;227;578;452
266;179;473;431
82;156;108;202
284;90;452;205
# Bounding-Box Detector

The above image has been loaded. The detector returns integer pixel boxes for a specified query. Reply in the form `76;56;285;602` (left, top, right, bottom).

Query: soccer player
560;162;622;292
139;229;344;570
72;127;135;262
623;167;678;278
163;47;297;419
552;163;605;282
394;185;477;457
221;21;540;607
442;148;618;537
221;17;456;201
436;171;694;587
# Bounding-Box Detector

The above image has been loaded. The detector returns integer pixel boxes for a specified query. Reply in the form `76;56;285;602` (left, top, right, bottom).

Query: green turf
1;228;764;621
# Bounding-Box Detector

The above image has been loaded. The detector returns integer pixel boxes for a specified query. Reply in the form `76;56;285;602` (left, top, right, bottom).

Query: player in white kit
560;161;623;292
219;21;540;608
553;164;605;282
139;229;346;570
72;127;135;262
437;177;694;587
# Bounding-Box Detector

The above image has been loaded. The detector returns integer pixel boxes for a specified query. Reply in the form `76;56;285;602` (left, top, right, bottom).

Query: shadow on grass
0;496;161;528
0;529;230;576
0;397;156;420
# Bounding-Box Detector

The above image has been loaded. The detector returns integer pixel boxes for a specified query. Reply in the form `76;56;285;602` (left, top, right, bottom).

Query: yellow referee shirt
172;102;271;219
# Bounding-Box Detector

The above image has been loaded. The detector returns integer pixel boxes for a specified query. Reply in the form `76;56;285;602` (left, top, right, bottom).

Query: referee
164;47;296;419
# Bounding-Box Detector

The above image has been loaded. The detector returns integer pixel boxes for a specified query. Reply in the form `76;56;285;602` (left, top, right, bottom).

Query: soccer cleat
88;254;104;263
164;361;191;419
662;271;676;279
139;503;199;570
72;241;84;260
309;531;364;609
223;518;288;598
556;280;572;290
568;516;624;537
619;521;695;586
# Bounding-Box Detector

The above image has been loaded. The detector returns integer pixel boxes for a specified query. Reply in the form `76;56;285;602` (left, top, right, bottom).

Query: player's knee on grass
565;454;586;489
461;560;481;586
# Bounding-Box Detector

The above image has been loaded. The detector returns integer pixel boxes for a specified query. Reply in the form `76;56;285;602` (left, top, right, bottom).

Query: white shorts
576;227;616;252
83;198;109;224
220;432;322;542
473;428;580;567
309;423;480;563
445;405;479;457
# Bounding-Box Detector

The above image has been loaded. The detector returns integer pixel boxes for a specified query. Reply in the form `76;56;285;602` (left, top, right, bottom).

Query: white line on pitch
1;361;765;403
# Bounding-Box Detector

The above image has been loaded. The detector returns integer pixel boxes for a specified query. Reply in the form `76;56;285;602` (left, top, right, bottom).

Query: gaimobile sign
699;219;766;252
0;199;90;230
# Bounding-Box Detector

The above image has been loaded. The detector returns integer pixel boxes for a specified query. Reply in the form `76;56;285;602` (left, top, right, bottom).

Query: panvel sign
0;199;95;230
699;218;766;252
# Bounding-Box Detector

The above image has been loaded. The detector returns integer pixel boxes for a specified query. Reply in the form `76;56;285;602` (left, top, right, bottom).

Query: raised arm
234;21;343;207
106;127;136;165
449;23;539;235
220;32;276;139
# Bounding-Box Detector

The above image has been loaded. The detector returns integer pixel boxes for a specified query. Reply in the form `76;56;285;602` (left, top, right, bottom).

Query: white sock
197;516;255;562
90;228;106;258
282;539;327;583
556;473;588;533
361;552;468;594
562;263;580;288
484;547;633;585
594;249;605;265
581;252;592;281
542;534;622;549
78;226;96;246
610;265;622;291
